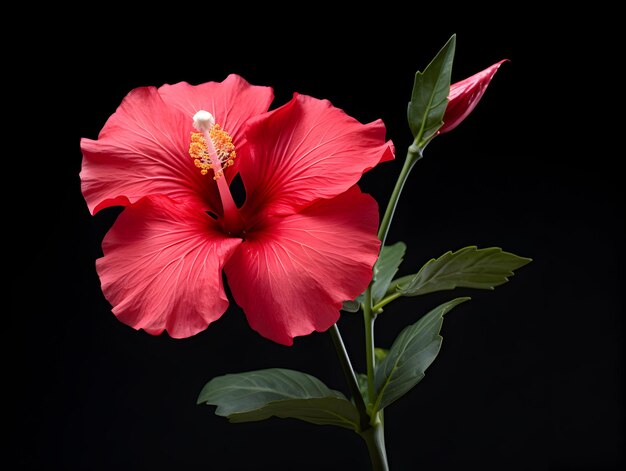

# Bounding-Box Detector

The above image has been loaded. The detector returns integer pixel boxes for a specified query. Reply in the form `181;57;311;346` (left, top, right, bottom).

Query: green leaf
341;300;361;312
374;348;389;363
408;34;456;146
197;368;360;431
227;398;361;430
395;246;532;297
373;298;470;412
343;291;365;312
372;242;406;304
357;373;369;404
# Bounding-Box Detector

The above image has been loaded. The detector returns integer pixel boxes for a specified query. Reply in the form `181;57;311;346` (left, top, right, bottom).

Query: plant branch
377;143;423;248
329;324;370;431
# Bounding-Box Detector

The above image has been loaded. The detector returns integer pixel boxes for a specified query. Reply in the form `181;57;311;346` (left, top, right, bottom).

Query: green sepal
407;34;456;147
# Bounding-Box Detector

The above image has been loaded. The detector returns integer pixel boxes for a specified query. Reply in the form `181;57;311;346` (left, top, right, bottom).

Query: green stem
361;422;389;471
358;142;424;470
383;274;415;298
372;292;402;313
364;143;423;407
329;324;369;431
377;144;423;248
363;289;376;413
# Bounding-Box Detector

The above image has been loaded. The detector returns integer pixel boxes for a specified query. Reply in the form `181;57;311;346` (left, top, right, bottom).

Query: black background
13;14;623;471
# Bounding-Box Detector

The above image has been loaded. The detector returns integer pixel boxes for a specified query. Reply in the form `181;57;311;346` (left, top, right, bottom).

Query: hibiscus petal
81;86;215;215
225;186;380;345
239;94;394;218
158;74;274;150
96;195;242;338
440;60;507;134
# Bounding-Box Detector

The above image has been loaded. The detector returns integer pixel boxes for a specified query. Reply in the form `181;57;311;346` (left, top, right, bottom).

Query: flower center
188;110;244;236
189;111;236;180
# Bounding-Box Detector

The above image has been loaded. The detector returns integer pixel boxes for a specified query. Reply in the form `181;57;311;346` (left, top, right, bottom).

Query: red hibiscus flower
440;60;507;134
80;75;394;345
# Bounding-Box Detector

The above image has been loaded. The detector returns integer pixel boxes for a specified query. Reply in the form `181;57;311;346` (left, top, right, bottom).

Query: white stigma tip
192;110;216;131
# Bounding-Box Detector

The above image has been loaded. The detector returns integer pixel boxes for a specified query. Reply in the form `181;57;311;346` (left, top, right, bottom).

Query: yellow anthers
188;133;213;175
208;124;236;179
188;124;236;180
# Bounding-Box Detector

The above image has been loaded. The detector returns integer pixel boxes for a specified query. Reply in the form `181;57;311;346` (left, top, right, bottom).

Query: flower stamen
189;110;244;235
189;111;236;180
